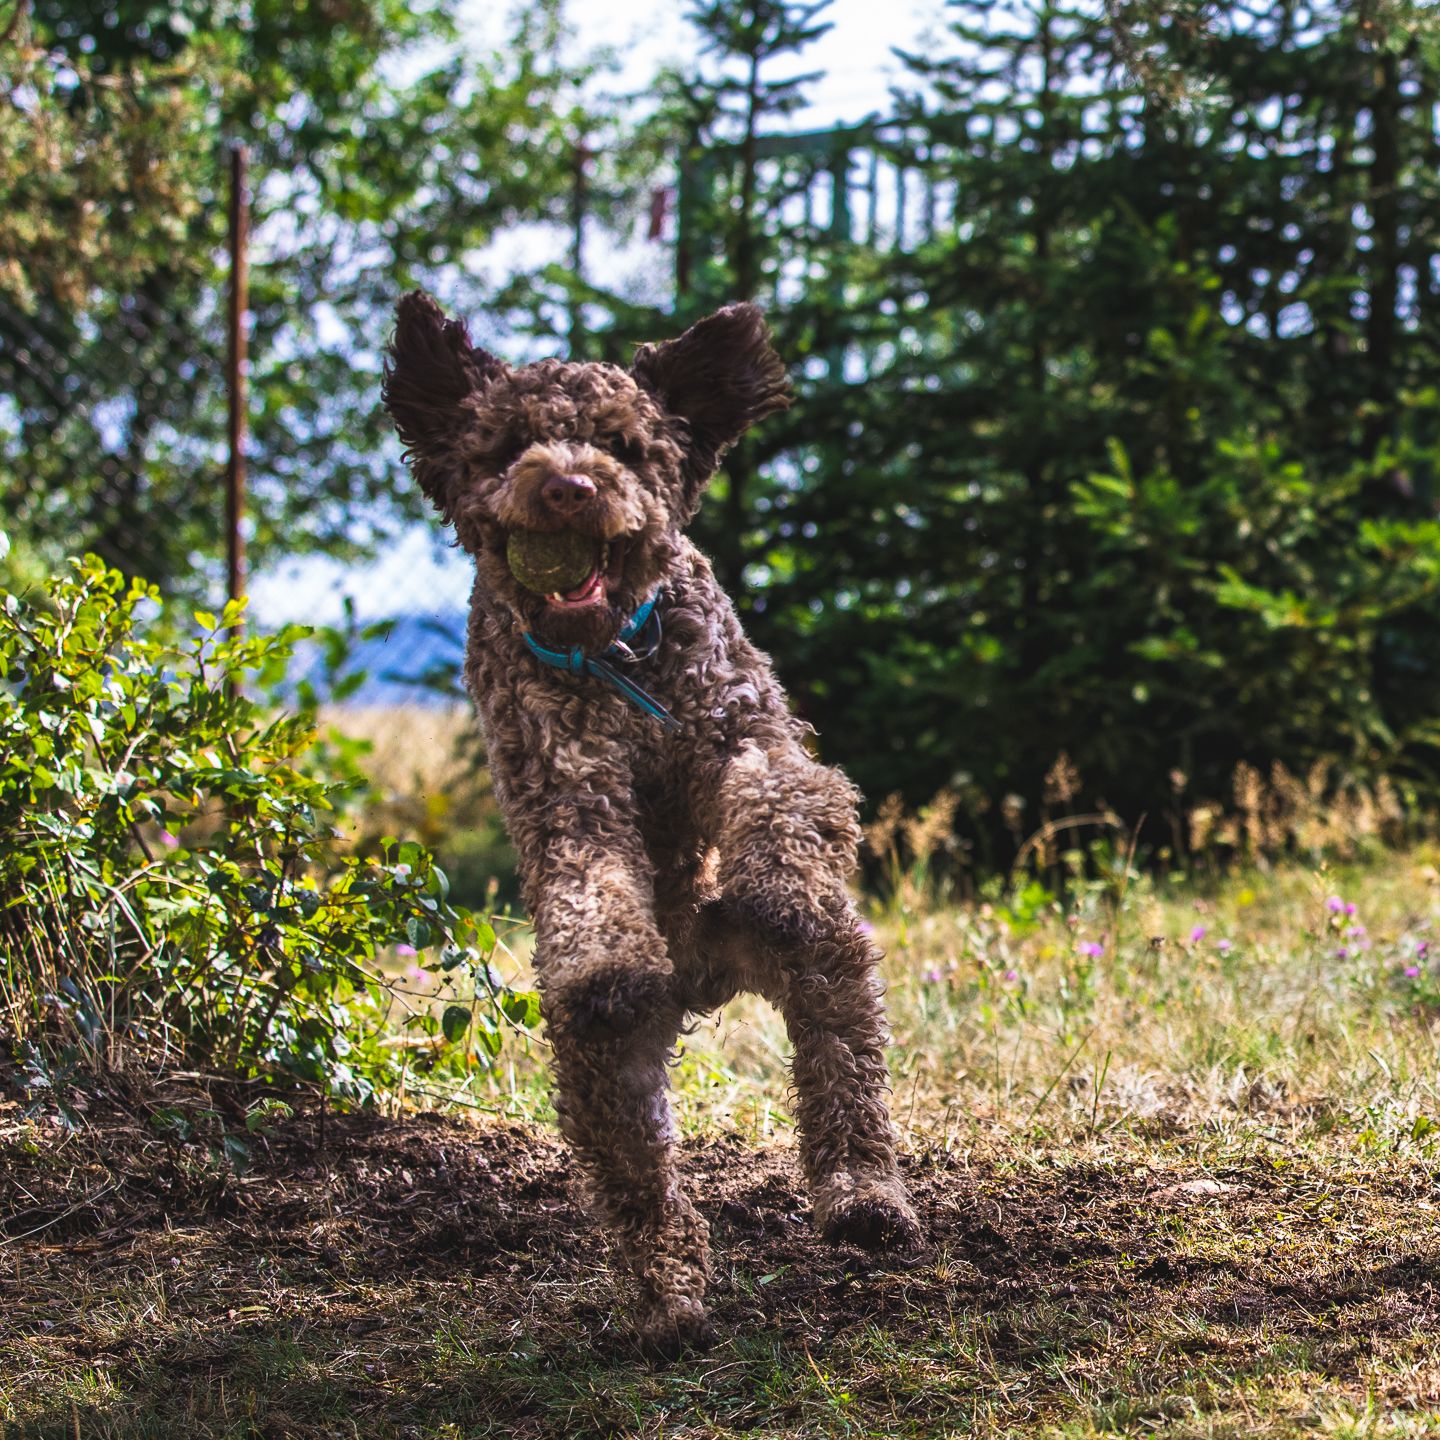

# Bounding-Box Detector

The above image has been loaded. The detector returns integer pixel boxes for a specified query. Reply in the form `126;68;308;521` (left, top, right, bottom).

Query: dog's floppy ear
383;290;506;515
631;303;791;515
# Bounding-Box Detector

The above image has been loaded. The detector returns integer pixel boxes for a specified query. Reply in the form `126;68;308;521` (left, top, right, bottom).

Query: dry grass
317;712;1440;1155
318;705;516;912
466;847;1440;1163
318;705;479;801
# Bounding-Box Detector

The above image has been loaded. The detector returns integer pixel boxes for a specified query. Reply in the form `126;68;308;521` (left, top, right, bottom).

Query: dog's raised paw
550;961;675;1042
721;887;829;951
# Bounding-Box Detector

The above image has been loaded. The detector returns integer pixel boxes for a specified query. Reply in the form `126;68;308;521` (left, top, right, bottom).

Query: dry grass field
5;846;1440;1437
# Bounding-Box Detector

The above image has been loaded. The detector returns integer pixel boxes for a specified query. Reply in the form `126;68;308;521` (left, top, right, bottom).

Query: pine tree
831;0;1440;840
646;1;840;596
625;0;1440;844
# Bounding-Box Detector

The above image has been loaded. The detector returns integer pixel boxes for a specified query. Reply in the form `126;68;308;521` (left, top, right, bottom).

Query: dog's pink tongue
563;568;604;603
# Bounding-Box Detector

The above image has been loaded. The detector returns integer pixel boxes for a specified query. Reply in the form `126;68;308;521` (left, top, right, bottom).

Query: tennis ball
506;528;597;594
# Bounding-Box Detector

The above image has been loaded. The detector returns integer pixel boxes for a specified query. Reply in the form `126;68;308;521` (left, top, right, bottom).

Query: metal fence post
226;142;249;634
570;137;588;359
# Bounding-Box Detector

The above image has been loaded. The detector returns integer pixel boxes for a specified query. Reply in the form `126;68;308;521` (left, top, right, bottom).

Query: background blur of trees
1;0;592;581
6;0;1440;860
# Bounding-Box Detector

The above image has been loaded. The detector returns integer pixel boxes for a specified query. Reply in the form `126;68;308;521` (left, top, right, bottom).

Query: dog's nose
541;473;597;514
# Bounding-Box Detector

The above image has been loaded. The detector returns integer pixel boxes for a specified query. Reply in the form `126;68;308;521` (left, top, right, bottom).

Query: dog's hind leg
706;742;923;1252
767;894;923;1251
528;829;711;1356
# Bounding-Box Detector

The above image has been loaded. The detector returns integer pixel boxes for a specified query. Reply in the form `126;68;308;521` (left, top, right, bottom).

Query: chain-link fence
0;264;231;596
3;142;485;728
252;539;476;711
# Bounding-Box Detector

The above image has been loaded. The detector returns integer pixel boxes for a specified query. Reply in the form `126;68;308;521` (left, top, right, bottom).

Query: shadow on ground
4;1100;1440;1438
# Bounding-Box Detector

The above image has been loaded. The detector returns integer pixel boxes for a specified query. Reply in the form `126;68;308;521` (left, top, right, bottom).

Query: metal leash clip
610;606;662;665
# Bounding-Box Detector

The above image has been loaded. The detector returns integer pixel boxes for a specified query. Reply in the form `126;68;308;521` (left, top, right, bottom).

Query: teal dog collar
522;591;680;733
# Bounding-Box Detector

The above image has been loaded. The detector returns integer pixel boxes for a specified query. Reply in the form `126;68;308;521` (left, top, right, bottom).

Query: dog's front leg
525;822;711;1356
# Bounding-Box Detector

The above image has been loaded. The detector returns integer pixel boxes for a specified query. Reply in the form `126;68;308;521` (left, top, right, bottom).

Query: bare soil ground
5;1084;1440;1439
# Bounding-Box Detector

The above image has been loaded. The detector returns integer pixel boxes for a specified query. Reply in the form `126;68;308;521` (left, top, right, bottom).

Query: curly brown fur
383;294;921;1354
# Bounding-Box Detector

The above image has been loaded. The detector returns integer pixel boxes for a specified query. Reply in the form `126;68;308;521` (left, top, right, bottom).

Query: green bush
0;537;538;1110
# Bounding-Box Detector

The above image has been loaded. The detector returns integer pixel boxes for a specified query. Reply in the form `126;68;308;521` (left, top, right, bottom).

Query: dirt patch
2;1104;1170;1327
4;1089;1440;1437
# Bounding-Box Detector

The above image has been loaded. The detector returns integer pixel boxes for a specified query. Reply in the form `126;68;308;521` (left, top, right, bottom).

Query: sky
463;0;945;129
247;0;945;629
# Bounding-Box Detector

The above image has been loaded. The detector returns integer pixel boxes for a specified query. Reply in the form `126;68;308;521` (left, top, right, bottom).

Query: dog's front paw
815;1174;924;1253
549;960;675;1042
724;885;830;951
634;1294;712;1361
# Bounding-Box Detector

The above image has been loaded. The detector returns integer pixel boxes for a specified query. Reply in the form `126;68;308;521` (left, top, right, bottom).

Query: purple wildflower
1327;896;1344;913
1217;939;1233;953
1003;968;1019;983
1079;941;1104;958
1405;966;1422;978
1418;941;1430;960
1336;947;1349;960
923;966;942;983
158;829;179;849
1344;902;1358;918
1189;925;1207;943
396;943;417;957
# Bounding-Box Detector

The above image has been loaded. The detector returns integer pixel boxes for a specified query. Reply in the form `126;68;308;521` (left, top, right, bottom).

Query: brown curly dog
383;293;922;1354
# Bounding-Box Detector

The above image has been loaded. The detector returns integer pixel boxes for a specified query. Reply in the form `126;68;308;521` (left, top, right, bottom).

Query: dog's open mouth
506;529;627;609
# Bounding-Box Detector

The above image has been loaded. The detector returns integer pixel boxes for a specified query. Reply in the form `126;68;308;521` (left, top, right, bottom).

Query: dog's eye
608;435;647;469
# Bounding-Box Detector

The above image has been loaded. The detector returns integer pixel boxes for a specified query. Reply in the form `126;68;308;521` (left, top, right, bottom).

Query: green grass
4;849;1440;1438
469;845;1440;1156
